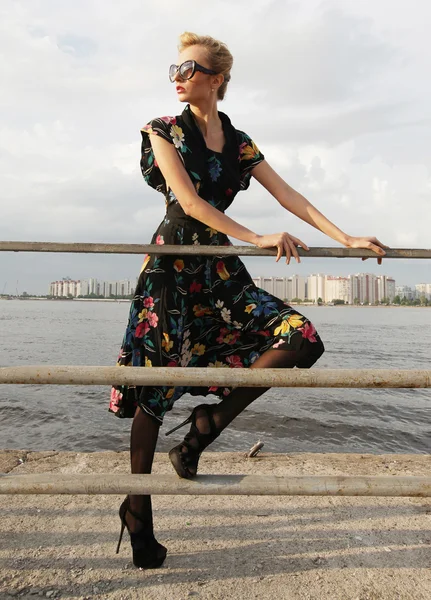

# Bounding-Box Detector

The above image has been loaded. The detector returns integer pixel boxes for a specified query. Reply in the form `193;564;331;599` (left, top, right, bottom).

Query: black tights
127;408;160;534
128;339;324;533
199;339;324;435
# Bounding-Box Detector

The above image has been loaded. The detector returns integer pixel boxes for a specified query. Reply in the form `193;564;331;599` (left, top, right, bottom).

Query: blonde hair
178;31;233;101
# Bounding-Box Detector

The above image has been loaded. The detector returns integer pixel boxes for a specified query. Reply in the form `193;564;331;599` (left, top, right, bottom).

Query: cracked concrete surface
0;450;60;474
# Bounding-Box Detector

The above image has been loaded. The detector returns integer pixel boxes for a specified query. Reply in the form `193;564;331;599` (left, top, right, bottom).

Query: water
0;300;430;454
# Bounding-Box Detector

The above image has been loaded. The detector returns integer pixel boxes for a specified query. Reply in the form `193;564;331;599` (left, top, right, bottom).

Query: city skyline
252;273;398;304
43;272;431;304
2;264;429;298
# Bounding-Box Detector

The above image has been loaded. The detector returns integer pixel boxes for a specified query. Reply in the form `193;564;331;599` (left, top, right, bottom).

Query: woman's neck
188;102;221;137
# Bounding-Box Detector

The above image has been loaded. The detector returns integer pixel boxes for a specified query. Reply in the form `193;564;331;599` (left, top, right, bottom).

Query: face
171;45;223;103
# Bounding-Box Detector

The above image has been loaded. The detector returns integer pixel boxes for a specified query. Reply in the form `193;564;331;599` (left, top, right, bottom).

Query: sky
0;0;430;295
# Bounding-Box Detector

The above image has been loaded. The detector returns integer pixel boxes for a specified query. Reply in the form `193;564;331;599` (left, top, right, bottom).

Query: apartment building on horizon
252;275;306;301
49;273;431;304
49;277;137;298
252;273;396;304
415;283;431;300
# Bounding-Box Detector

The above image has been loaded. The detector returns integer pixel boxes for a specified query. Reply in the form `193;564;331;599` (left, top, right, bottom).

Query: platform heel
116;496;167;569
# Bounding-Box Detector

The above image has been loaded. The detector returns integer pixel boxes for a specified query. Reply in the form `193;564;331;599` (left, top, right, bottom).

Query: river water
0;300;430;454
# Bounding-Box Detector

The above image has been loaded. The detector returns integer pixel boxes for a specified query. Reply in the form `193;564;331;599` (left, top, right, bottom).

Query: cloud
57;33;98;58
234;6;398;107
0;0;430;294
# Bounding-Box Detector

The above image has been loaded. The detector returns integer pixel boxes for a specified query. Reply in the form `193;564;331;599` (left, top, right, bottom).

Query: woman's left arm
252;160;387;263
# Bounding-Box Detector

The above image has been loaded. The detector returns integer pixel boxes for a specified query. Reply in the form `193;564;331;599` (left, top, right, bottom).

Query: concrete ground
0;450;430;600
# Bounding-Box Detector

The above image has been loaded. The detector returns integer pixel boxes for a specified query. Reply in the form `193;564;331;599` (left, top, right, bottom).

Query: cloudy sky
0;0;430;295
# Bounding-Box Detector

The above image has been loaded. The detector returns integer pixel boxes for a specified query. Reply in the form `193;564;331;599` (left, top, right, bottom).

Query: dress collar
181;103;237;160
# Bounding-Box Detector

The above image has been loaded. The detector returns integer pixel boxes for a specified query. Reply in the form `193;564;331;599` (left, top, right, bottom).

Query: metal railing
0;366;430;388
1;473;430;497
1;241;430;258
1;242;430;497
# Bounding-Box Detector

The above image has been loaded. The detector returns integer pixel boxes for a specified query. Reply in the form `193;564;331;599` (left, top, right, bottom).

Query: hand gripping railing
1;242;430;497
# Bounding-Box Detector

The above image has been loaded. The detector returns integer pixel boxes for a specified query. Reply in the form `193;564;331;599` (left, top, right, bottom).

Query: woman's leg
127;405;161;533
194;337;325;439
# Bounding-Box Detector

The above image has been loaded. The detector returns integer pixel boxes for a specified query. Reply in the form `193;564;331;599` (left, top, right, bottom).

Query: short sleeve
237;130;265;190
140;116;176;194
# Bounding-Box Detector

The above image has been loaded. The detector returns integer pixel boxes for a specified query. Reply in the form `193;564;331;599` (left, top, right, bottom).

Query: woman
110;32;386;569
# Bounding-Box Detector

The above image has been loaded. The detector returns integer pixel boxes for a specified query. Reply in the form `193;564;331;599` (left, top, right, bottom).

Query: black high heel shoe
116;496;167;569
165;403;221;479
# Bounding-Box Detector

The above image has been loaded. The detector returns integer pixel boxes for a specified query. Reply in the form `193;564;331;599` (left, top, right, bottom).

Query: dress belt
165;202;190;220
165;201;225;222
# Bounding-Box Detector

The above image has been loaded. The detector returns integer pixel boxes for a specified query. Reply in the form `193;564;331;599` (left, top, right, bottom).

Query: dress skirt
109;202;324;424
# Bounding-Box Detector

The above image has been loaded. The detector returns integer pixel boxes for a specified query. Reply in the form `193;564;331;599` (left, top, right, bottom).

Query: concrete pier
0;450;430;599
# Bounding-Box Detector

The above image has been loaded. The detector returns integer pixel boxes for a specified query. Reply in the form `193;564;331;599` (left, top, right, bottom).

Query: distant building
87;278;100;296
117;279;135;297
307;274;326;303
415;283;431;300
262;277;274;295
76;280;89;296
396;285;415;300
252;276;306;300
103;280;118;298
48;277;136;298
289;275;306;300
325;276;350;304
351;273;377;304
252;277;262;289
273;277;287;300
377;275;396;302
49;277;79;298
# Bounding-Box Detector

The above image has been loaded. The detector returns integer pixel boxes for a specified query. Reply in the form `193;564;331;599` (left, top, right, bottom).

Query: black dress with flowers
109;103;323;423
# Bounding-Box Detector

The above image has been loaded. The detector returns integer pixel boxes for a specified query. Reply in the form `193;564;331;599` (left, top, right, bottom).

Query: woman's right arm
150;134;260;244
150;134;308;262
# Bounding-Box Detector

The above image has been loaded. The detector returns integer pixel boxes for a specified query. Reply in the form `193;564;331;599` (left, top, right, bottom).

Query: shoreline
1;296;430;307
1;450;430;599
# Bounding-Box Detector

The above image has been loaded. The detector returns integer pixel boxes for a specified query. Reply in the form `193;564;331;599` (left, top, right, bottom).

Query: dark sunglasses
169;60;217;83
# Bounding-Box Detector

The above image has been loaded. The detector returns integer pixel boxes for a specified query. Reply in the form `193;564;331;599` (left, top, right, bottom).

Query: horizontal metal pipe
0;473;429;496
0;366;430;388
1;241;430;259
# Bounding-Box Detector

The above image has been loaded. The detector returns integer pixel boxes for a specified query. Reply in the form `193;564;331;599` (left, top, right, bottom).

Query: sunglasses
169;60;217;83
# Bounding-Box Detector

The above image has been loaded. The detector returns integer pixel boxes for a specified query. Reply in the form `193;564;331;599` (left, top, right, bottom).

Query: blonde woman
110;32;386;569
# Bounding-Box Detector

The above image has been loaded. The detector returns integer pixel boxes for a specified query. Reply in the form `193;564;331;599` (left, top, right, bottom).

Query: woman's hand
346;236;388;265
255;232;309;264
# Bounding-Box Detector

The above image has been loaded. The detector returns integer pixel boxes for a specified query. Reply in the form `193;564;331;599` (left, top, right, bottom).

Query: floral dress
109;103;323;423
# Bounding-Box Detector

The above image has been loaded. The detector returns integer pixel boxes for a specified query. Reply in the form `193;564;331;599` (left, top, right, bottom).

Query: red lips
176;86;185;92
